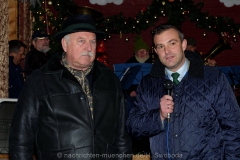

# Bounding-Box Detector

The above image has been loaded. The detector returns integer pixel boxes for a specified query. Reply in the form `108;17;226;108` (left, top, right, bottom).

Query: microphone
164;80;173;121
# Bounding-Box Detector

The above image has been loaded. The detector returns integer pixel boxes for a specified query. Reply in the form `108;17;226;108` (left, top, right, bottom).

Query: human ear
61;38;67;52
182;39;187;51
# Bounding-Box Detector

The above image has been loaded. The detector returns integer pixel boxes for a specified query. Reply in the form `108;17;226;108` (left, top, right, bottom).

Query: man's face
11;46;25;65
61;32;97;71
32;37;50;53
186;45;196;52
208;59;217;66
136;49;149;59
154;28;187;72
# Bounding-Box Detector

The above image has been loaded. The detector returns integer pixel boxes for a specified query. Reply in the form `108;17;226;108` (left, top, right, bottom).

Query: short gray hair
63;35;70;44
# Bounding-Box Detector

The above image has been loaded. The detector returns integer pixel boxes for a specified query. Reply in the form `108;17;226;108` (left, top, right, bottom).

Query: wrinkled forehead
69;31;96;38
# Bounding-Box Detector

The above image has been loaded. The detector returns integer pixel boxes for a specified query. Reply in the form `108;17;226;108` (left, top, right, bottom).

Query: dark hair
9;40;27;53
152;24;184;46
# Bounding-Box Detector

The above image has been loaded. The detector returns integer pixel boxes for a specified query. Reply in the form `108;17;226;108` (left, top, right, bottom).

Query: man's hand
160;95;174;121
130;91;137;97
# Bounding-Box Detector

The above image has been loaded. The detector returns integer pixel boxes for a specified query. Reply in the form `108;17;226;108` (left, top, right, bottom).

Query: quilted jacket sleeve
9;76;39;160
127;76;164;138
215;73;240;159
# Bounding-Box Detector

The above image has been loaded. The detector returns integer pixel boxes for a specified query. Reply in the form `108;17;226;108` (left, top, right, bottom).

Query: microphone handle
167;90;171;121
167;113;170;119
167;90;171;95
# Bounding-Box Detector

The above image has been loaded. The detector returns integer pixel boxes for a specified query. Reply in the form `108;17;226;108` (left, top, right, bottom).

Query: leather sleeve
9;76;40;160
114;76;133;160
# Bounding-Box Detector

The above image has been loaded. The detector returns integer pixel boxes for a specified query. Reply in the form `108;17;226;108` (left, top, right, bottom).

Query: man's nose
85;41;94;51
164;46;170;54
44;38;50;43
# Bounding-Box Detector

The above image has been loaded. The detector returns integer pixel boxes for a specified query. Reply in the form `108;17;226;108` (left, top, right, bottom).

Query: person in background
127;24;240;159
185;37;197;52
8;40;26;98
125;35;151;155
24;30;50;77
9;14;132;160
126;35;152;63
126;35;152;100
207;58;217;67
185;37;203;58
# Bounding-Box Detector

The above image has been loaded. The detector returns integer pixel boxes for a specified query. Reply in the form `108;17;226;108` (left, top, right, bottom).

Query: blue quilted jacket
127;51;240;159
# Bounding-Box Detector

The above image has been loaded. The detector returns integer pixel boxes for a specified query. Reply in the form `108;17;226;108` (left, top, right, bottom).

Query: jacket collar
30;45;45;54
43;52;105;83
9;56;15;66
150;50;204;79
29;45;51;58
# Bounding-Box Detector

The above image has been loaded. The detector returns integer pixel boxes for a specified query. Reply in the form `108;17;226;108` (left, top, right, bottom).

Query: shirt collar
165;58;190;82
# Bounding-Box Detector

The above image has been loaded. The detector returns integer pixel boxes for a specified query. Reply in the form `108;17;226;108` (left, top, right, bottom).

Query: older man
24;30;50;77
126;35;152;63
9;14;132;160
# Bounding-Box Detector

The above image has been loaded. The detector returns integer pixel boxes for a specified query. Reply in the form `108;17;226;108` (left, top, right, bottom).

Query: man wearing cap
9;14;132;160
186;37;197;53
125;35;153;112
24;30;50;77
185;37;204;59
125;35;151;154
126;35;152;63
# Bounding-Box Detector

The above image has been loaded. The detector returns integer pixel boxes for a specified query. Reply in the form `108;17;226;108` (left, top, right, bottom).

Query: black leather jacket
24;46;50;77
9;52;132;160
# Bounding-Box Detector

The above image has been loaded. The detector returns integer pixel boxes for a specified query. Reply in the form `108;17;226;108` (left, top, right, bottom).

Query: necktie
171;72;180;85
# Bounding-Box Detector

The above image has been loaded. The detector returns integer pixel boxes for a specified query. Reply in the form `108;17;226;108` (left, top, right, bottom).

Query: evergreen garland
30;0;240;53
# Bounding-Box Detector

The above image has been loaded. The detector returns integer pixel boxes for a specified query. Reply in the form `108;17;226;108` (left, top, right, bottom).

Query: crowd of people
7;13;240;160
8;30;51;98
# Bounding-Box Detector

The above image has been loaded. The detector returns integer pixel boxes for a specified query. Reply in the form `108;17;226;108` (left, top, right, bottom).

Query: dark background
74;0;240;69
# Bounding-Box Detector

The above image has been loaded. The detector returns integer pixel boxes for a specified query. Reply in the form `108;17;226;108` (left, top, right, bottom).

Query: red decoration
96;40;110;67
96;40;106;53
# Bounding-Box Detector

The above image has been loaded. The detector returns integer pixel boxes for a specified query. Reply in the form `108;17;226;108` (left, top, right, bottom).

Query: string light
30;0;240;51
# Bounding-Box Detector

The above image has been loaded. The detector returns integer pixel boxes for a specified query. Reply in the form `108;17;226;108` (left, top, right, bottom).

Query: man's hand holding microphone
160;80;174;122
